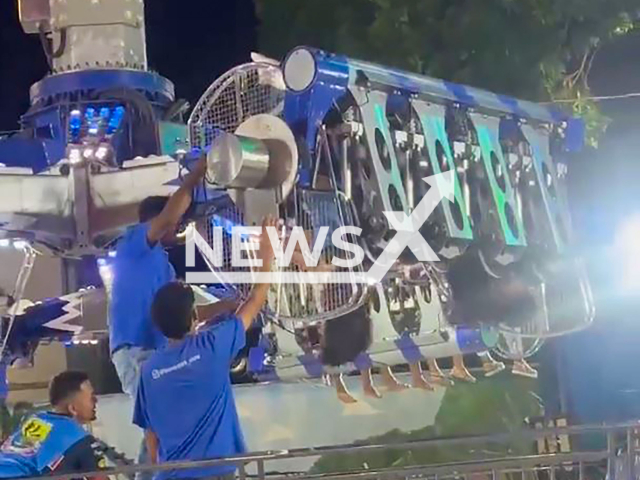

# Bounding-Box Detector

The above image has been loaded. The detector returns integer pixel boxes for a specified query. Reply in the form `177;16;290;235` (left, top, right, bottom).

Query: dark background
0;0;258;131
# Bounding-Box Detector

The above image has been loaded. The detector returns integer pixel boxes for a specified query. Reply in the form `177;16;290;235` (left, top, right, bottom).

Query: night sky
0;0;258;130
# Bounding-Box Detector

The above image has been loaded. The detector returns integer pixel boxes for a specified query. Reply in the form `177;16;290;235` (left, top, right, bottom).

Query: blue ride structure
0;1;594;387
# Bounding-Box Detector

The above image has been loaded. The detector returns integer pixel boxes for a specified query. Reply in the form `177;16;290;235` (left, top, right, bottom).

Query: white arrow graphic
366;170;456;283
43;294;84;334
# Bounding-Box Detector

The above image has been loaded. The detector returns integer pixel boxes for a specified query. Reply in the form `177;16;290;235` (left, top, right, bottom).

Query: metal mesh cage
492;331;545;360
193;190;367;322
268;190;368;324
194;198;253;301
495;258;595;340
188;62;285;150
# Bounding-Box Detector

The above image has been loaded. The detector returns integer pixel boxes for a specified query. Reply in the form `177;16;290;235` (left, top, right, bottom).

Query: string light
543;92;640;104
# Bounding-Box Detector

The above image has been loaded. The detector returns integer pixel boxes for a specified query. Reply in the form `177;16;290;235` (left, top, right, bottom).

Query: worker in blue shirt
0;371;105;479
109;156;237;475
133;217;277;480
110;156;202;395
109;154;240;395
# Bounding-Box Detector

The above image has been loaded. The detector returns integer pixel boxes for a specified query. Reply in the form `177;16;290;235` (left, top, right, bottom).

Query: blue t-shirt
133;316;247;480
109;223;176;353
0;412;88;477
0;365;6;401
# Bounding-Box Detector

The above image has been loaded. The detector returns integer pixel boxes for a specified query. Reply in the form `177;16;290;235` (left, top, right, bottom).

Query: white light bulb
96;146;109;160
69;148;82;164
12;240;27;250
614;214;640;291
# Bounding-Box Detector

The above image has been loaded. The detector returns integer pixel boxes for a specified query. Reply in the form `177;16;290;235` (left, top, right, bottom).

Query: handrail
266;451;610;480
21;421;640;480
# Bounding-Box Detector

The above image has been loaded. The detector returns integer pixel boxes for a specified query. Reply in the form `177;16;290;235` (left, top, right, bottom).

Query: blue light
211;215;236;236
99;107;110;135
69;109;82;140
86;107;100;136
211;215;252;240
107;106;125;134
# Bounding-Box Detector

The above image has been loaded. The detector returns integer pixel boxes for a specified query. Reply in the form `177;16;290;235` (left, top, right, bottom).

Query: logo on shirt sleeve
1;417;53;456
21;417;53;444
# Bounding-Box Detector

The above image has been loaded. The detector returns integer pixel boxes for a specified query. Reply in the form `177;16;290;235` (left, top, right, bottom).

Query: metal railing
22;421;640;480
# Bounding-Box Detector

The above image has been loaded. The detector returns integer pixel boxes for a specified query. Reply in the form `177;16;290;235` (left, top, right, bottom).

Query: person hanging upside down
286;222;440;402
322;314;441;403
441;249;539;382
445;250;538;329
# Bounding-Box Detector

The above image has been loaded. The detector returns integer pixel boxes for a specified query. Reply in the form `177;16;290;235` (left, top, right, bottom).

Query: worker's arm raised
196;299;240;325
236;217;277;331
147;156;207;245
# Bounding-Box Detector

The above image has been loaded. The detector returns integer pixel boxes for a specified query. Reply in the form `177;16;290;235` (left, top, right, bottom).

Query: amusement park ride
0;0;595;383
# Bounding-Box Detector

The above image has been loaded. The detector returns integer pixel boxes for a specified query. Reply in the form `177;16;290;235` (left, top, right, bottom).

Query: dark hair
152;281;195;339
49;371;90;406
138;196;169;223
322;305;373;366
446;254;537;327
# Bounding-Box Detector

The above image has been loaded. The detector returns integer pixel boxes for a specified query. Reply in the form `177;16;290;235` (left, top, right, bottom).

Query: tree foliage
0;401;35;441
310;375;542;474
255;0;638;143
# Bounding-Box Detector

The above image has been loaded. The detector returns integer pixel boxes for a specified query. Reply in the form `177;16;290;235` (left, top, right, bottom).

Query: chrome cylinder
207;132;271;188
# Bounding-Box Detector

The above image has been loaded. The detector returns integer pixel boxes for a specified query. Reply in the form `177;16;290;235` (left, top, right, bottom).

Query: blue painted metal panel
30;70;175;105
0;137;48;172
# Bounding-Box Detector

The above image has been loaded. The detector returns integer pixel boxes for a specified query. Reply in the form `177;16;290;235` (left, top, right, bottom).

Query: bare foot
380;367;410;392
426;359;453;386
412;375;435;391
429;373;454;387
451;366;476;383
363;383;383;399
361;368;382;399
337;390;358;404
332;374;358;404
